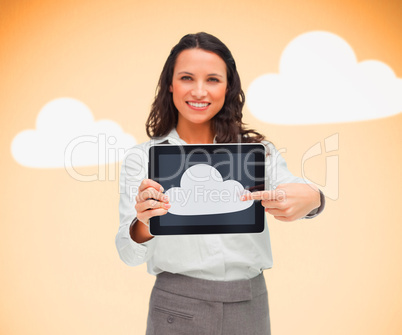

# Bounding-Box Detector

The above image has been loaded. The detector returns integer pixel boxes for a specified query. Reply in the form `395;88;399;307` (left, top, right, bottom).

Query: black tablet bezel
148;143;265;235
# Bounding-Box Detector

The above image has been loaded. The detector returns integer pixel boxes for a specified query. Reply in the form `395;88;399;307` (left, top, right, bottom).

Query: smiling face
170;48;227;131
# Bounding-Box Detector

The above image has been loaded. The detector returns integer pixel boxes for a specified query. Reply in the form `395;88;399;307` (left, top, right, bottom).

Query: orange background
1;0;401;334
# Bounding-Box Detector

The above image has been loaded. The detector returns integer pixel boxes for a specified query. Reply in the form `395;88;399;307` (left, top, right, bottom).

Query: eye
180;76;192;81
208;77;220;82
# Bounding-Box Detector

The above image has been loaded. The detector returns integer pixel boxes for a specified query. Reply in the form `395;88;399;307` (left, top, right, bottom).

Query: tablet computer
148;143;265;235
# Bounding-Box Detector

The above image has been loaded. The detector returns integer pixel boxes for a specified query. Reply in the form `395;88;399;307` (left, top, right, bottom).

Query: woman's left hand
241;183;321;222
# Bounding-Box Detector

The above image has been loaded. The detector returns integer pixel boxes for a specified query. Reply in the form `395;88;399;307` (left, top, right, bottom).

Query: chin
191;119;213;125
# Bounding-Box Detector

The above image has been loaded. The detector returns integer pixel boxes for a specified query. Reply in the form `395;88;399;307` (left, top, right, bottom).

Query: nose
191;81;207;99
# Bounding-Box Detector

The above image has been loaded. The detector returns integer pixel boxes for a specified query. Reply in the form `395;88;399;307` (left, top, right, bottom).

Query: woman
116;32;324;335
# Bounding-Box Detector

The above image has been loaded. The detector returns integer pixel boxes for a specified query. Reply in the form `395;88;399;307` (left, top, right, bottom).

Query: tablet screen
149;144;265;235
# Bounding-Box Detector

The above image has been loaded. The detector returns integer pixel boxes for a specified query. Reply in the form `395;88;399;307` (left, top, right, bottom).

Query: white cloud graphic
165;164;253;216
11;97;136;168
246;31;402;124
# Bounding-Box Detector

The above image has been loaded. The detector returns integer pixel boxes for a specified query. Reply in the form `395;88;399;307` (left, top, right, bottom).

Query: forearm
130;218;154;243
116;144;156;266
115;220;156;267
303;189;325;219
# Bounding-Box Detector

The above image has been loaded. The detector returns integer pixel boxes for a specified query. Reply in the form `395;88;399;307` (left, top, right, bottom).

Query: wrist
304;189;325;219
131;217;149;227
142;219;150;227
129;217;153;243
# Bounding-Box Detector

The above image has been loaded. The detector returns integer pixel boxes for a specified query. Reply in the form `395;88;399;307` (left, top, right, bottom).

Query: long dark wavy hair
146;32;265;143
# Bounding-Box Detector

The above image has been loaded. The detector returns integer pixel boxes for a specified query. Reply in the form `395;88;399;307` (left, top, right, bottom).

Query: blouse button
167;315;174;323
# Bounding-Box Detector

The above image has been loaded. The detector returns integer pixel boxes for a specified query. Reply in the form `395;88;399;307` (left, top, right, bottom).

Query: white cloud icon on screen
11;97;136;168
246;31;402;124
165;164;253;216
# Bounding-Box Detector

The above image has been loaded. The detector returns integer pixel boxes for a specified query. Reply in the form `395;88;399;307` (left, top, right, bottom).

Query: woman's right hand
135;179;171;224
130;179;170;243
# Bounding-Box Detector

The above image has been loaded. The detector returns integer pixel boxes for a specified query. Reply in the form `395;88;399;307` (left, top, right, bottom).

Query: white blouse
115;129;323;281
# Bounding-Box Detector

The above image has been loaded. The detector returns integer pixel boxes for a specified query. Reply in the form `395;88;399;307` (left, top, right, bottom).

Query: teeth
188;102;209;108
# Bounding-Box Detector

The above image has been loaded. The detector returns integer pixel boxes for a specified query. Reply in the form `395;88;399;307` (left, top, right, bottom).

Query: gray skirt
146;272;271;335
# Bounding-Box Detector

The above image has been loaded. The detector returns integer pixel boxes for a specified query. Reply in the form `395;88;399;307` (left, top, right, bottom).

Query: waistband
154;272;267;303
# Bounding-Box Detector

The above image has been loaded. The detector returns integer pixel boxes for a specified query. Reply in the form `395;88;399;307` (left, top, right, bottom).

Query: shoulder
122;131;177;168
122;140;151;162
260;140;277;157
123;135;170;161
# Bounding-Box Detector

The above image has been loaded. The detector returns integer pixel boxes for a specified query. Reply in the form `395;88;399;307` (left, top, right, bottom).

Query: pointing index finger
241;190;277;201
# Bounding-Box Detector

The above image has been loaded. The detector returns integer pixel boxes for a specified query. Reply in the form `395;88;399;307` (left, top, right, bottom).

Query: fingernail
160;186;164;192
163;195;169;202
240;195;245;201
164;203;171;209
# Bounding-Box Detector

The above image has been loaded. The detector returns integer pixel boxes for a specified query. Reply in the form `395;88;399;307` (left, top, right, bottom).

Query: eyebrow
177;71;224;78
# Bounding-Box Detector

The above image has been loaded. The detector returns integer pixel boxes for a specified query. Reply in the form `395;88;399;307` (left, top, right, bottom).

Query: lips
186;101;211;109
